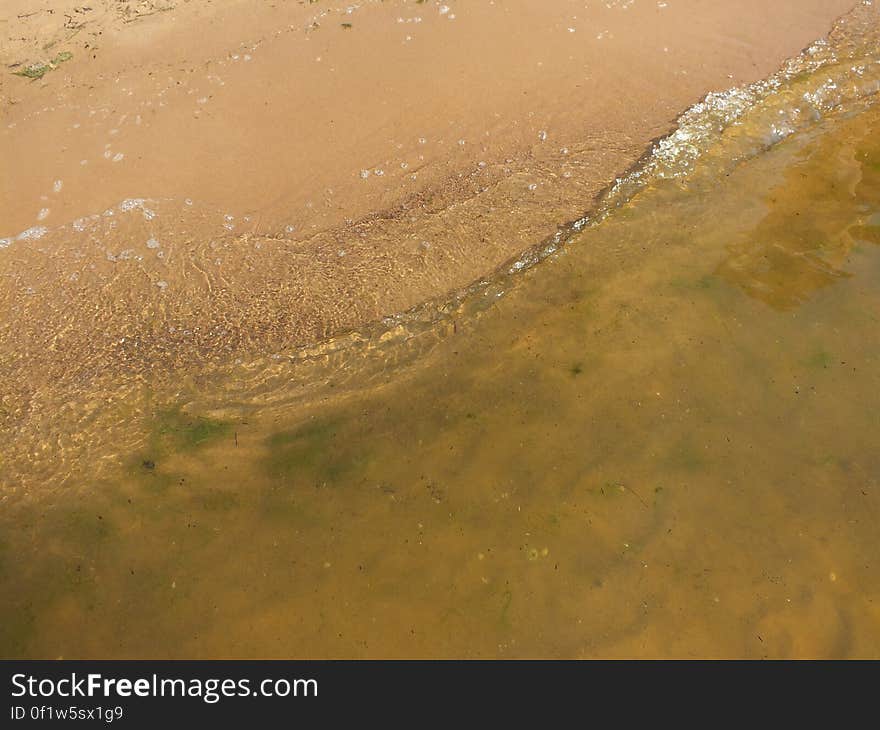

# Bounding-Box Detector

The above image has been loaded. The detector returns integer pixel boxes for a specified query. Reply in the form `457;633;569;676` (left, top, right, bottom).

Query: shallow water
2;8;880;658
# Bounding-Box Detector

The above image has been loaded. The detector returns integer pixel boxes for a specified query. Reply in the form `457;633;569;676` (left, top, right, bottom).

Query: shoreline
1;1;859;341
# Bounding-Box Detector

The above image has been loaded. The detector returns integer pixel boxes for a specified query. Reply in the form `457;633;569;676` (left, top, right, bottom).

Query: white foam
17;226;48;241
119;198;147;212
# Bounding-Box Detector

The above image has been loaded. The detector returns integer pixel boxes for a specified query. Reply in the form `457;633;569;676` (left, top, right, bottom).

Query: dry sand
0;0;859;346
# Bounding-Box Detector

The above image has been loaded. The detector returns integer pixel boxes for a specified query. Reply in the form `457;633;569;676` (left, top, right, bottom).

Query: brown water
2;7;880;658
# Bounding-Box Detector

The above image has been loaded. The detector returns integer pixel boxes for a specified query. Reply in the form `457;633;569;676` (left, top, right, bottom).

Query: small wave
223;0;880;388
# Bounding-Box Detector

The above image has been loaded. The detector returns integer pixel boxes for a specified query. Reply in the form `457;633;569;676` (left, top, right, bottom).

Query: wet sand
0;0;858;343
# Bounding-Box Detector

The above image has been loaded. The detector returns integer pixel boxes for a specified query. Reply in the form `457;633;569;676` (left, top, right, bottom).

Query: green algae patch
13;52;73;80
153;408;233;452
264;416;364;486
125;407;233;489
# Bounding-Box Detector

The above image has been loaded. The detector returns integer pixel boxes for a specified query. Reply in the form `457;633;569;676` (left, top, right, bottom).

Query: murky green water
2;9;880;658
